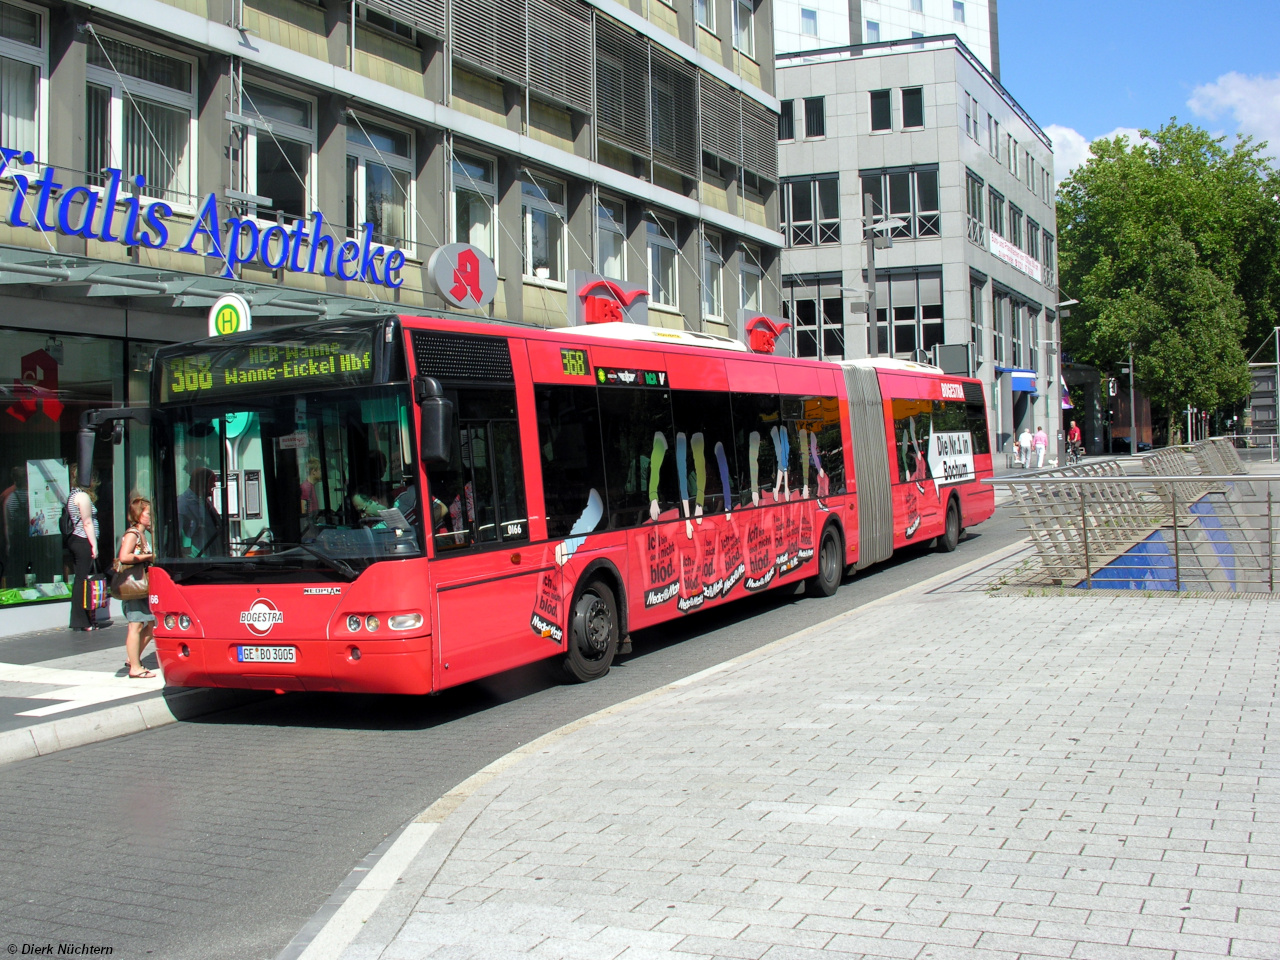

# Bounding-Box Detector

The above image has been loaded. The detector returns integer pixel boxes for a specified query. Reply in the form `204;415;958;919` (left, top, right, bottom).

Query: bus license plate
237;645;296;663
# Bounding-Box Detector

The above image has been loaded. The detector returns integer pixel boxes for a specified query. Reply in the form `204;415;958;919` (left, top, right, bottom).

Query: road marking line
295;822;437;960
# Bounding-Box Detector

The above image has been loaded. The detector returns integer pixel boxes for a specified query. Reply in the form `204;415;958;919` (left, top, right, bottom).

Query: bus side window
966;402;991;454
598;386;677;528
670;390;736;516
730;393;780;506
535;385;608;539
891;397;933;484
801;396;845;496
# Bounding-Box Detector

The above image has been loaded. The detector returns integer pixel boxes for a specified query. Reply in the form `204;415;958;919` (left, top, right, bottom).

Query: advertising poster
27;459;69;537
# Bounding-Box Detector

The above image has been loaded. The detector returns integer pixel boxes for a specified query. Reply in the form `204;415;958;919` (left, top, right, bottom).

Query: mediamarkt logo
240;599;284;636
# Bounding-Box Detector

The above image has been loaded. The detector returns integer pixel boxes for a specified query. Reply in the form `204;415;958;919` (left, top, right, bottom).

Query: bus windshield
160;384;420;579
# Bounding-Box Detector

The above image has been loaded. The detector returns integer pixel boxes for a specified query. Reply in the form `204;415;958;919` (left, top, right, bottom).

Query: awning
996;366;1038;395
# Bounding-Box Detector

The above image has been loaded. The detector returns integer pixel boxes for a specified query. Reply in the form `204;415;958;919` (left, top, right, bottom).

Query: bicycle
1066;443;1083;466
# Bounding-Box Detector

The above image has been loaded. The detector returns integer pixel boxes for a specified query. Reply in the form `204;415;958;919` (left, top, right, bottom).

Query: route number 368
169;356;213;394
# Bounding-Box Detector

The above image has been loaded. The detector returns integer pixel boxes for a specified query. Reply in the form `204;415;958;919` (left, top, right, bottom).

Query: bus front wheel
562;579;618;683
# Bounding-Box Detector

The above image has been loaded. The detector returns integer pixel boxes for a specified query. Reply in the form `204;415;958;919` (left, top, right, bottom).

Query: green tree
1057;121;1280;432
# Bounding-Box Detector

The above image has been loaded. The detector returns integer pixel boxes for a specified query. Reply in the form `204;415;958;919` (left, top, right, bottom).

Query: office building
776;34;1059;455
775;0;997;75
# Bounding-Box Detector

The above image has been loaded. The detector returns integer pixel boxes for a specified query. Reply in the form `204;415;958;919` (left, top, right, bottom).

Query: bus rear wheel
806;524;843;598
937;498;961;553
562;580;618;683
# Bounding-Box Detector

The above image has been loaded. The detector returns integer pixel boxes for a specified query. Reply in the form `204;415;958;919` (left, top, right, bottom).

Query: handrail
986;475;1280;484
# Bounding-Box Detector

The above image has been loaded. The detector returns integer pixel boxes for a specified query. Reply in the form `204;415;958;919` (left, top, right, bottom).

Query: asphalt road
0;509;1022;960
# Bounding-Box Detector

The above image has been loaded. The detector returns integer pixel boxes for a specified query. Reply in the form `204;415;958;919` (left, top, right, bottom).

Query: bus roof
839;358;947;375
558;321;750;353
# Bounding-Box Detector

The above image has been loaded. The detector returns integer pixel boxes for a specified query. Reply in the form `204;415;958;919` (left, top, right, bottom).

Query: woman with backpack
66;466;100;632
117;495;157;678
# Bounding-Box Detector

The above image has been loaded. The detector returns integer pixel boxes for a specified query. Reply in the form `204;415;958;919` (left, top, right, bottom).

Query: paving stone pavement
339;588;1280;960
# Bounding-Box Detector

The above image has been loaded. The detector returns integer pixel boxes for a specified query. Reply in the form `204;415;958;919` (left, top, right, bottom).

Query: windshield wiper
276;541;360;580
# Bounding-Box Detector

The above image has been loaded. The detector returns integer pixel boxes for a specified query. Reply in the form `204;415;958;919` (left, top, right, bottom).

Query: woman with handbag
116;495;157;679
67;466;100;632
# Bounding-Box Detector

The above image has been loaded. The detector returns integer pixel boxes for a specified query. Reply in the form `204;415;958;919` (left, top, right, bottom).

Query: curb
283;534;1036;960
0;686;270;767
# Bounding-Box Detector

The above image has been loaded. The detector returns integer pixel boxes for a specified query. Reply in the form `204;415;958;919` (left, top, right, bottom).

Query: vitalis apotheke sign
0;147;407;288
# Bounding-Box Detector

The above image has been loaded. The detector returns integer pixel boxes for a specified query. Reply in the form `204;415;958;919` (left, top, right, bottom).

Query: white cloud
1045;125;1145;185
1188;72;1280;160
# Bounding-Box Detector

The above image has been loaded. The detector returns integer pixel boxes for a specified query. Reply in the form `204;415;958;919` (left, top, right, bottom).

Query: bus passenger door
427;390;547;688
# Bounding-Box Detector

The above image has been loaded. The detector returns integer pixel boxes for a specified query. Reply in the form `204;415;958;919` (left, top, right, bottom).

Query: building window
346;118;412;247
862;167;939;239
521;172;566;283
992;290;1009;365
647;214;679;308
1011;300;1024;368
241;83;314;222
733;0;754;58
786;283;844;359
990;117;999;158
865;20;879;43
86;33;195;205
451;150;496;260
783;175;839;247
0;0;44;161
873;271;943;358
988;187;1004;238
1007;134;1016;175
902;87;924;129
911;0;923;10
870;89;891;131
702;230;723;321
964;94;980;143
953;0;965;22
778;100;794;140
1029;307;1040;372
800;7;817;36
695;0;714;31
1043;231;1056;288
804;96;825;138
1026;151;1035;190
965;171;984;247
598;195;627;281
740;247;762;314
1008;204;1023;249
1026;218;1040;261
970;278;984;362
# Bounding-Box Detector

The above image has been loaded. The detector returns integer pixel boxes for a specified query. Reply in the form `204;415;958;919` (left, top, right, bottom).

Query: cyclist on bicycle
1067;420;1083;463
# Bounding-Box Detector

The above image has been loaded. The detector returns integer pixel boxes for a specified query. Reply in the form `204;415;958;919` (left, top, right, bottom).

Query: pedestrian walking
116;495;157;678
1018;427;1033;469
1034;426;1048;468
66;466;100;632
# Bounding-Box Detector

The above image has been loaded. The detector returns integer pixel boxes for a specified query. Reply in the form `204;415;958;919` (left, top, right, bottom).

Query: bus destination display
159;331;376;403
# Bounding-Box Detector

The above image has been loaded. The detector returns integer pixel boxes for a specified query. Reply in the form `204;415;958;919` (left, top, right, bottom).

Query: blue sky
998;0;1280;178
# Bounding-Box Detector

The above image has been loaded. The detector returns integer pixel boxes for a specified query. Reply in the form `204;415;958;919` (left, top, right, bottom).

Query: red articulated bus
103;315;992;693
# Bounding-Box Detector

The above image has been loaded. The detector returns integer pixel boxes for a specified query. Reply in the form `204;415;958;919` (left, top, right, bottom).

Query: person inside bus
178;467;221;557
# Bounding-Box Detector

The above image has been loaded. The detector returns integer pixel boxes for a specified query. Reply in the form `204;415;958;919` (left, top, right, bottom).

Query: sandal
127;666;156;679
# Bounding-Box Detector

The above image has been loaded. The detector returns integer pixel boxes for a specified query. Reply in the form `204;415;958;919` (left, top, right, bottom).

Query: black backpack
59;493;75;547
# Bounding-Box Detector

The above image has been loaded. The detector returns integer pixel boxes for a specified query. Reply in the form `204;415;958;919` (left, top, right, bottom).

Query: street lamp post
1129;342;1137;456
861;194;904;359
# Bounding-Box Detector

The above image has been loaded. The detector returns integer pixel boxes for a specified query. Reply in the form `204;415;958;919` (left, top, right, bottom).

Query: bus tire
561;579;618;683
806;523;843;598
938;497;961;553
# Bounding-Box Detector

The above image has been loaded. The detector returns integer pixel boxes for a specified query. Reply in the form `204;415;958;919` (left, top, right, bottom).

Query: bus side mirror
415;376;454;466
